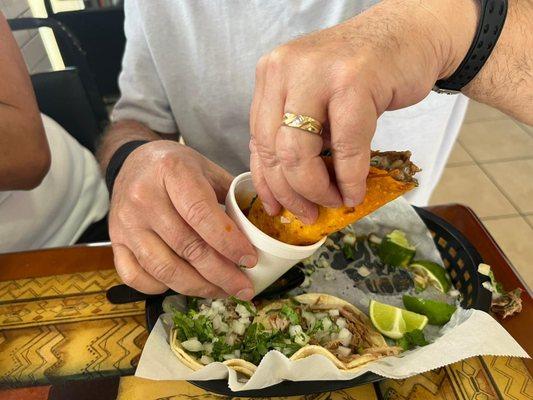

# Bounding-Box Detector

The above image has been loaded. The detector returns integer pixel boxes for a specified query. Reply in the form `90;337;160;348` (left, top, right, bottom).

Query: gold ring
282;112;323;135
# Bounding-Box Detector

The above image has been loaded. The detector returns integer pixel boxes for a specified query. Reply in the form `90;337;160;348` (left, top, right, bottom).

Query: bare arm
0;13;50;190
462;0;533;124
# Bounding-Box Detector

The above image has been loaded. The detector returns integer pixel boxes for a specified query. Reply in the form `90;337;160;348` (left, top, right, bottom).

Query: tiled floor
430;101;533;292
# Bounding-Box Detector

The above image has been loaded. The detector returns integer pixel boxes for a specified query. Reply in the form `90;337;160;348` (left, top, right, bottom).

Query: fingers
152;204;255;299
328;86;376;206
165;172;258;268
249;138;281;216
128;229;227;298
113;243;169;294
276;91;343;209
252;53;320;223
250;55;281;216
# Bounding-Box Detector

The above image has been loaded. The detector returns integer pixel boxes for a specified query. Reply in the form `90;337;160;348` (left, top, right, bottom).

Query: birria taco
247;151;420;245
169;294;399;377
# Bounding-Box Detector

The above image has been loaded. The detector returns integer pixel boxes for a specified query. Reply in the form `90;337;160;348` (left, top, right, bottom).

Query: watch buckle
432;85;461;95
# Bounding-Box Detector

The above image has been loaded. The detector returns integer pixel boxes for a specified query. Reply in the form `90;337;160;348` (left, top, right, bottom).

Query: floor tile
447;142;474;166
483;216;533;291
464;101;507;123
483;159;533;214
429;165;517;218
459;120;533;162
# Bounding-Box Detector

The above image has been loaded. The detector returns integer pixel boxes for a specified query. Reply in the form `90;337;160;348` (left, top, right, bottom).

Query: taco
247;151;420;245
169;297;259;377
169;294;399;377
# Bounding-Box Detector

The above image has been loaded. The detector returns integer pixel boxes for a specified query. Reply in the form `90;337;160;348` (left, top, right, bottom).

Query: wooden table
0;204;531;400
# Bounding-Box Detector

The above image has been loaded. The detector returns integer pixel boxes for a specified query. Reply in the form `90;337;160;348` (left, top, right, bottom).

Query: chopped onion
302;311;316;327
368;233;383;245
337;346;352;358
280;216;291;224
200;355;214;365
337;328;352;346
321;317;332;331
213;314;228;333
478;263;491;276
357;265;371;277
231;319;246;335
336;318;347;329
235;304;250;318
482;281;494;292
294;333;310;346
203;342;213;354
448;289;461;298
314;312;327;319
225;334;236;345
234;350;241;358
220;321;229;333
181;338;203;352
328;309;340;317
222;353;235;360
211;300;226;313
289;325;303;337
342;233;356;246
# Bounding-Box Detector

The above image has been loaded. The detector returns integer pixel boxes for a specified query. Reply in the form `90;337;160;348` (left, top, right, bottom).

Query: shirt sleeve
111;0;178;133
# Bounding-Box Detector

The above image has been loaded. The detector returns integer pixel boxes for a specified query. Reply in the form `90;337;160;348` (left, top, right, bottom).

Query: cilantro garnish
396;329;429;351
280;304;300;324
240;322;303;364
172;310;215;343
342;243;356;260
229;296;256;315
187;296;200;311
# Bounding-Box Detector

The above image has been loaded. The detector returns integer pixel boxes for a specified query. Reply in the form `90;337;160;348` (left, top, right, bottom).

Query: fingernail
239;255;257;268
262;202;275;216
344;198;356;207
235;288;254;301
300;216;315;225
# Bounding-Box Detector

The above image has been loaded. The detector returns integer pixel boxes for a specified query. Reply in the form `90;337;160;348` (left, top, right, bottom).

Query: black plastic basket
145;206;492;397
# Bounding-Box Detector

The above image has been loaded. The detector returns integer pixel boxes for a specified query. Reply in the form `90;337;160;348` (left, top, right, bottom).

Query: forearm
462;0;533;124
96;119;178;172
0;108;50;190
0;13;50;190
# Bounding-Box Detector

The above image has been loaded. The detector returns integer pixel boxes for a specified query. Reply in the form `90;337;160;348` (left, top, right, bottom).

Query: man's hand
250;0;479;223
109;140;257;299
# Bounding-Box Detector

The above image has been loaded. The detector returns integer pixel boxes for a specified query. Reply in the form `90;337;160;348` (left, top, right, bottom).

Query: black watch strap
105;140;150;196
435;0;508;94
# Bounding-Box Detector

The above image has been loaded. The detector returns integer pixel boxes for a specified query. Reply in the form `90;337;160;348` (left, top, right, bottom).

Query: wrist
432;0;482;79
105;140;151;196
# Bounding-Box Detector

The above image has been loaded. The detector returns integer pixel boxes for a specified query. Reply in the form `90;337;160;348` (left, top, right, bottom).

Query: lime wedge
369;300;428;339
378;230;416;267
402;295;456;325
409;260;452;293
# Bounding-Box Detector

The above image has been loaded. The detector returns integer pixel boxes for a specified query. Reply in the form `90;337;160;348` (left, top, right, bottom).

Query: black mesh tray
145;206;492;397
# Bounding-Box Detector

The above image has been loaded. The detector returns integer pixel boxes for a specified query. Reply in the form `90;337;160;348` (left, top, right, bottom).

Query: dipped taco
169;294;399;377
247;151;420;245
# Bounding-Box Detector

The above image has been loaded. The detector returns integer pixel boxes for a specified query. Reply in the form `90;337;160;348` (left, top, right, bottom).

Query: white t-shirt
112;0;468;206
0;114;109;253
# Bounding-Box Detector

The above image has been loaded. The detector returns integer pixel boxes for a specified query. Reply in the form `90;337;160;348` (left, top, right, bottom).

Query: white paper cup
225;172;326;295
